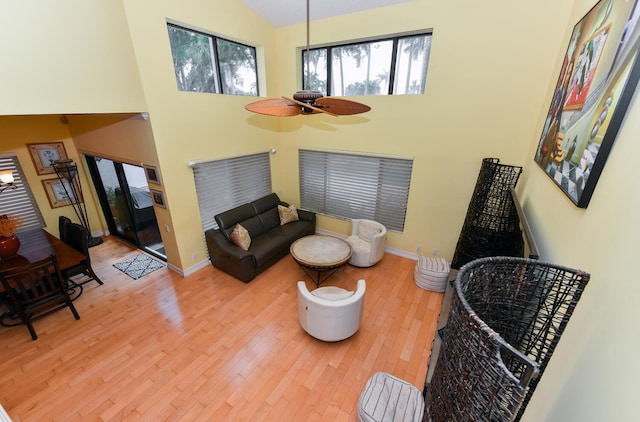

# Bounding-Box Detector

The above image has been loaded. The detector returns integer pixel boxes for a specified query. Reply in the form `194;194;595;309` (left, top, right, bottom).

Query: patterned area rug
113;254;165;280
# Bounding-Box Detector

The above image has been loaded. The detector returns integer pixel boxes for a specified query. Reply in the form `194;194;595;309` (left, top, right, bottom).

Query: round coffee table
290;235;352;286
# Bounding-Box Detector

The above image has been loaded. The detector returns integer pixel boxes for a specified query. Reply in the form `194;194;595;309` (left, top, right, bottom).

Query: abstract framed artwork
150;189;166;209
28;142;68;175
42;178;82;208
534;0;640;208
143;164;162;186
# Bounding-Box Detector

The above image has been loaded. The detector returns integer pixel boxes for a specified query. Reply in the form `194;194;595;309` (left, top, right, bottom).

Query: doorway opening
85;156;166;261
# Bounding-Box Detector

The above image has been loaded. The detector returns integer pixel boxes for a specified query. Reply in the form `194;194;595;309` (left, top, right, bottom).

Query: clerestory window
167;23;258;96
302;32;432;96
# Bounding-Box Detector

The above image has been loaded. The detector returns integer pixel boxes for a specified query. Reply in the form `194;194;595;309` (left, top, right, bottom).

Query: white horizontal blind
192;152;271;231
0;155;45;232
299;149;413;232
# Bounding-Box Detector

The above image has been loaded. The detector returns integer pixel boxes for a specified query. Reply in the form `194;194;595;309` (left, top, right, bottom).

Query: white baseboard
168;259;210;277
92;229;109;238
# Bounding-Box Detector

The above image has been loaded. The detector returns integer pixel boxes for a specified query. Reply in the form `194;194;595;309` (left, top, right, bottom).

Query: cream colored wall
0;116;103;236
69;115;159;169
118;0;575;270
518;1;640;420
272;1;574;258
0;0;148;246
2;1;637;418
0;0;574;272
120;0;280;271
0;0;146;115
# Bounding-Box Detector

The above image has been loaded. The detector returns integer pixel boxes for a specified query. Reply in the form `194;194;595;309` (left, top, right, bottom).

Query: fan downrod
243;0;370;117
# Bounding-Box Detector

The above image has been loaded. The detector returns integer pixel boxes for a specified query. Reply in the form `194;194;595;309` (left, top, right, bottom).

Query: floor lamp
53;159;103;247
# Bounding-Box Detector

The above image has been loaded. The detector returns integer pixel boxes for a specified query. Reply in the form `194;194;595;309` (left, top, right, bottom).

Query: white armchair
297;279;366;342
347;219;387;267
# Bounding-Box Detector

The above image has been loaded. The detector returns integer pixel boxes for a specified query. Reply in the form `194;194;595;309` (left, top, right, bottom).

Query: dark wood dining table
0;228;85;274
0;228;87;325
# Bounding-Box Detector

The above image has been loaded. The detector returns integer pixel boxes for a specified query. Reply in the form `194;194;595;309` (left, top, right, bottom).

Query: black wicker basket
425;257;590;421
452;158;523;269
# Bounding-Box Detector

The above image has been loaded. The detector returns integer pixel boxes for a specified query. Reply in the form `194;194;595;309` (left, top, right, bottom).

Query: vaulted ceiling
242;0;414;27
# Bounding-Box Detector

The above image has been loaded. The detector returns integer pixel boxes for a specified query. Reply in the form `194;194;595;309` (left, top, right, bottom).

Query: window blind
0;154;45;232
299;149;413;232
191;152;271;231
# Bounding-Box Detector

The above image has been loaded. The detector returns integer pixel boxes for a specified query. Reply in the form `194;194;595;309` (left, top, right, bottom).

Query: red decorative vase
0;234;20;258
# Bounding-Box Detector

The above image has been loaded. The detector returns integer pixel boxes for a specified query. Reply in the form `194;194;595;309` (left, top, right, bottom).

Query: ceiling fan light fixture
293;89;324;104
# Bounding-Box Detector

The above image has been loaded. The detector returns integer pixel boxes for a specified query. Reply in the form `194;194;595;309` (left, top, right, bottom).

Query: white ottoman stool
414;256;450;292
358;372;424;422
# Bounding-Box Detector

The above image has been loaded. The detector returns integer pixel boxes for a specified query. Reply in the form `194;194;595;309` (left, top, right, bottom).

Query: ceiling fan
245;0;371;117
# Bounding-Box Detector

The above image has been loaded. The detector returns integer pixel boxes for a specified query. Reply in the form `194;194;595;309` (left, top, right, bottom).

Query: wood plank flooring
0;236;443;421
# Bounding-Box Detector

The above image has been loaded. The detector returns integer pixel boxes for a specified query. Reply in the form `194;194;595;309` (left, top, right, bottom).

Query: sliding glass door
86;156;165;260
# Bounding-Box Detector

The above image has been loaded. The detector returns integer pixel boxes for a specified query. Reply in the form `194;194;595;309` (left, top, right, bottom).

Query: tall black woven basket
451;158;523;269
424;257;590;422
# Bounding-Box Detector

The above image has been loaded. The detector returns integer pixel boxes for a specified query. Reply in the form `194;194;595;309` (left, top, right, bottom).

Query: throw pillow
230;223;251;250
278;204;299;225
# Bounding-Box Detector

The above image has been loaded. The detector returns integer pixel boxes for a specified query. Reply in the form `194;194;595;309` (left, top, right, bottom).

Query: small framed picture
143;164;162;186
28;142;68;175
42;178;82;208
150;188;166;208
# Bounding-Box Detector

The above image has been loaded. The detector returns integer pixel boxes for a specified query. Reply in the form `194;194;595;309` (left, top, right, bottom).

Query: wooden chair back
0;254;80;340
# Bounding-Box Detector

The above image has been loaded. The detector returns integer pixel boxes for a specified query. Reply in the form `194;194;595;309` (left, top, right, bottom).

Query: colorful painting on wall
534;0;640;208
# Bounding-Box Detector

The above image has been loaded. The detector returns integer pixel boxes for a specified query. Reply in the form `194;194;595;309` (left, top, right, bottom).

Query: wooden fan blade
315;97;371;115
245;98;302;116
283;96;338;117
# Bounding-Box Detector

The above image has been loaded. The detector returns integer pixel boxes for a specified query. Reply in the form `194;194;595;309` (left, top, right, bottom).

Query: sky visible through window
304;33;431;96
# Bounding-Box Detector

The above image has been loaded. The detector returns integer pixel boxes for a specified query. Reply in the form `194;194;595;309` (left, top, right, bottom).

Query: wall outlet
432;248;438;256
416;244;422;252
163;224;170;232
192;253;197;260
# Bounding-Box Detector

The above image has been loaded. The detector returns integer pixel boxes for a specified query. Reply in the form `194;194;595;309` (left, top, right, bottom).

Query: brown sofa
204;193;316;282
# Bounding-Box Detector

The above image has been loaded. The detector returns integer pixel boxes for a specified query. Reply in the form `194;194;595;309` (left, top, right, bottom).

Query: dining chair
62;222;103;286
58;215;72;243
0;254;80;340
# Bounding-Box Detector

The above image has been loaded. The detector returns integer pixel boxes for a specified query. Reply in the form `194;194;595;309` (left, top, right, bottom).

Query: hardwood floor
0;236;443;421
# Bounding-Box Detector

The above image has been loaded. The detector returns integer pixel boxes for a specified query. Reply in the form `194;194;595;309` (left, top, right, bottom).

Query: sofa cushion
259;208;281;231
278;204;299;225
347;235;370;254
216;203;256;240
248;232;289;266
230;224;251;250
240;215;266;238
279;219;315;242
251;193;281;214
